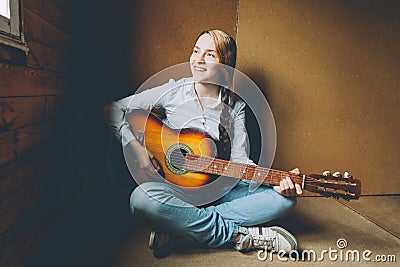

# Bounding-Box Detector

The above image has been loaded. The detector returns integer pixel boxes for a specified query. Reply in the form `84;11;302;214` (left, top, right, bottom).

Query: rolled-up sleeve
103;79;175;147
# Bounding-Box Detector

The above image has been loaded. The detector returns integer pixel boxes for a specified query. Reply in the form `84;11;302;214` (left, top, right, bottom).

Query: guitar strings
167;153;358;193
168;153;305;185
163;154;357;198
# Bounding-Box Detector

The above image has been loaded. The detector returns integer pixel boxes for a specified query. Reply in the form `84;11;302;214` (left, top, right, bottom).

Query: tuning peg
332;172;342;178
344;172;353;180
322;170;331;176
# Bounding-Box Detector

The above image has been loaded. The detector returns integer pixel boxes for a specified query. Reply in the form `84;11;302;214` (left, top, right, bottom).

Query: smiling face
190;34;221;82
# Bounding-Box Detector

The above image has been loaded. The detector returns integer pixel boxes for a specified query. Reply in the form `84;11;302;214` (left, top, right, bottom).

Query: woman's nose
194;52;205;63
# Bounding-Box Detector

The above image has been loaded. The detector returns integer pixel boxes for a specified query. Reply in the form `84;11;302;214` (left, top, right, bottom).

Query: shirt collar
186;78;222;109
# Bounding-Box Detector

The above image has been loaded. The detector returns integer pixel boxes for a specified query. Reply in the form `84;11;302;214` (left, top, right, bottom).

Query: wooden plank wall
0;1;72;266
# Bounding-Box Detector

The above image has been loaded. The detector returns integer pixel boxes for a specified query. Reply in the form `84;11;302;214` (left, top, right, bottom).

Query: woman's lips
193;66;207;72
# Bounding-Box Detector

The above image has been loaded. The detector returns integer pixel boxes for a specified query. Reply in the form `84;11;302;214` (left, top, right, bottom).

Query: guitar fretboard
175;153;305;187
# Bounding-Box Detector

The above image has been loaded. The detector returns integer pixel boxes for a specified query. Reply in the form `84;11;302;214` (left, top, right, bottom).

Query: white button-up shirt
104;77;254;165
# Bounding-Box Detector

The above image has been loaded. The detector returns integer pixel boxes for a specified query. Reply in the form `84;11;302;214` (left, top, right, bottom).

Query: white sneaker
234;226;297;253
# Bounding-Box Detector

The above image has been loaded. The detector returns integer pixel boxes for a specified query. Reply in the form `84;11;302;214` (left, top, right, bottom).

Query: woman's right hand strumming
129;139;160;175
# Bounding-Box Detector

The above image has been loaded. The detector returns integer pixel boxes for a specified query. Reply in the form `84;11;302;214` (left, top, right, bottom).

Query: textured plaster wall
127;0;238;90
236;0;400;194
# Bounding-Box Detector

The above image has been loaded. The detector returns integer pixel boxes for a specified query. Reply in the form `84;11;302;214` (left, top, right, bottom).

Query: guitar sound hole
169;148;188;170
165;143;193;175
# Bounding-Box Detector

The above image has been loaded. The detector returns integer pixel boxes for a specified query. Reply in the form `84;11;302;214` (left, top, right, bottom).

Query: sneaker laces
253;235;277;250
236;226;296;252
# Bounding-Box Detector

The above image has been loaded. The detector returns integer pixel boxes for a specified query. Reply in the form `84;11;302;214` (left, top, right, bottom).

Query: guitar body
126;110;218;187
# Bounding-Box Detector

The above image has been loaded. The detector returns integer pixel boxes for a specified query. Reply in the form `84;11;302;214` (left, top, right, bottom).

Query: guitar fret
270;169;273;184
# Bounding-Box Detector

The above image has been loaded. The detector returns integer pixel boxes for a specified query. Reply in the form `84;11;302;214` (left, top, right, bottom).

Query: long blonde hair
197;30;237;160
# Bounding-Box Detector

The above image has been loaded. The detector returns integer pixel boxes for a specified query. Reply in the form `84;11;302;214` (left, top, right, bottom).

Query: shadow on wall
243;68;275;166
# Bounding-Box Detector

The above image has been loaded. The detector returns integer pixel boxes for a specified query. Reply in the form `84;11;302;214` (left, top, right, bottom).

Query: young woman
104;29;303;257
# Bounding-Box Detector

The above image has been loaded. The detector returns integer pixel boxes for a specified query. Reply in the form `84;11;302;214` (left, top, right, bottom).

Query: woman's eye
207;53;215;57
193;49;198;54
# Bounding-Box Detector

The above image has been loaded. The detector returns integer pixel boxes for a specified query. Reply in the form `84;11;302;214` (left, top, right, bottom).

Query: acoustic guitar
126;110;361;201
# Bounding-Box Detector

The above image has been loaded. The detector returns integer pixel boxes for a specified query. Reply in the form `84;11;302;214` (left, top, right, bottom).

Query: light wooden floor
29;196;400;267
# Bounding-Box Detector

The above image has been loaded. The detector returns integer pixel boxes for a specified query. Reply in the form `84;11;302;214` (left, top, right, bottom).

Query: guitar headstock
306;171;362;201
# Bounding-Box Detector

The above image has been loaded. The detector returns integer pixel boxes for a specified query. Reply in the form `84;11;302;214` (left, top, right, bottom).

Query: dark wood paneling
45;95;64;115
0;150;48;234
0;95;63;132
0;132;14;165
0;97;46;132
52;0;73;17
23;7;71;53
0;225;40;267
0;120;55;166
15;120;55;158
26;41;69;73
0;0;70;265
0;149;51;267
24;0;72;34
0;149;48;202
0;176;44;234
0;63;64;97
0;44;26;66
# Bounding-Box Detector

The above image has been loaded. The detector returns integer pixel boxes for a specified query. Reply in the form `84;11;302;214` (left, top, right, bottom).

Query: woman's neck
194;82;220;99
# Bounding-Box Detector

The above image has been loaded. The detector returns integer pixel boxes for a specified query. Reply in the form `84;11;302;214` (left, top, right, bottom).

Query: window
0;0;10;18
0;0;28;51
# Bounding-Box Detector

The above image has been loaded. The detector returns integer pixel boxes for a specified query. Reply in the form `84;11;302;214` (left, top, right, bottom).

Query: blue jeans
130;180;296;248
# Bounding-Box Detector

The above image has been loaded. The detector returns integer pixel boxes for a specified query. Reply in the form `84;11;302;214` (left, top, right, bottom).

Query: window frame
0;0;28;52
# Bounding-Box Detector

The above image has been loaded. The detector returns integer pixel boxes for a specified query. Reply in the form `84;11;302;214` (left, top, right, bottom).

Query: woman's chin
192;73;207;82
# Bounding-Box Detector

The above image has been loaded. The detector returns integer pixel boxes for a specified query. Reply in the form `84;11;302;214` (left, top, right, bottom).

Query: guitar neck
183;154;304;187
